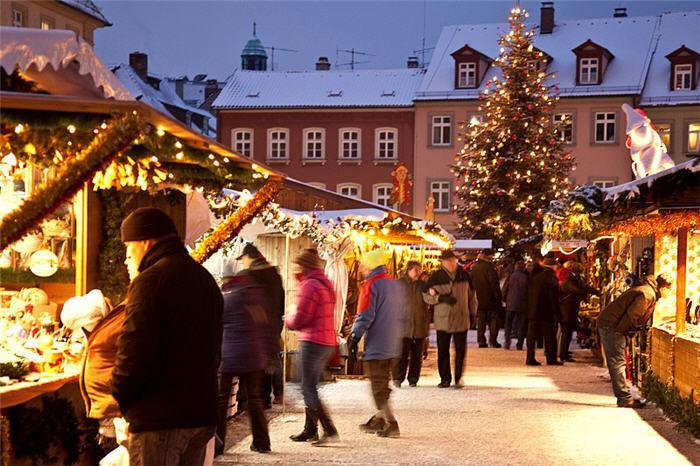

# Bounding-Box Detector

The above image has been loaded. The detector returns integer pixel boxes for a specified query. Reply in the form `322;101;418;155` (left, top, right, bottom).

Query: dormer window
572;39;614;86
451;44;492;90
579;58;599;84
458;62;477;88
675;65;692;90
666;46;699;91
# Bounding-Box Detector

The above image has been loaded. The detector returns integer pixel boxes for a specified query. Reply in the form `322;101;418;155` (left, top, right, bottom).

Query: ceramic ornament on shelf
622;103;675;180
29;249;59;277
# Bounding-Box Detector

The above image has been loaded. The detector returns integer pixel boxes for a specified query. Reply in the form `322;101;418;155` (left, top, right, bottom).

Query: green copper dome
242;36;267;58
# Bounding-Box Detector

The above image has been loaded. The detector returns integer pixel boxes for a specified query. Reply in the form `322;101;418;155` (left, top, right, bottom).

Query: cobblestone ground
216;333;699;466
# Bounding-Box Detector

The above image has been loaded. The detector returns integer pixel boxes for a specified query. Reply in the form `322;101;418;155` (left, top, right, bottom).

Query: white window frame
373;183;393;207
339;128;361;160
429;180;452;213
554;112;574;144
375;127;398;160
303;128;325;160
337;183;362;199
12;9;24;27
431;115;452;146
592;180;616;189
231;128;253;157
267;128;289;160
579;58;599;84
656;123;672;152
458;62;477;88
594;112;616;144
688;122;700;154
674;64;692;91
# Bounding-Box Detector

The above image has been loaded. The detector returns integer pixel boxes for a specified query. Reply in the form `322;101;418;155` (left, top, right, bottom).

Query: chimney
129;52;148;81
407;56;420;69
175;77;185;99
315;56;331;71
540;2;555;34
613;7;627;18
204;79;219;101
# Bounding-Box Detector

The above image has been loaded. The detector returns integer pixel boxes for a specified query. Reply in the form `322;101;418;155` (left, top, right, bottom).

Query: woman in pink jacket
285;248;338;446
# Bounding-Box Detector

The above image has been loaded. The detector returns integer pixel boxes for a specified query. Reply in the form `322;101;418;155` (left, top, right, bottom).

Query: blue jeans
599;326;632;403
300;341;334;409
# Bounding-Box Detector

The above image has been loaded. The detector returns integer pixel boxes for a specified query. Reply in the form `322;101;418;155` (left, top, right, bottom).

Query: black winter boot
289;408;319;442
311;404;339;446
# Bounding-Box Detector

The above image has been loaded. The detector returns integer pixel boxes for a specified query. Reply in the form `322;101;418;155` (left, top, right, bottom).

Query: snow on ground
216;333;699;466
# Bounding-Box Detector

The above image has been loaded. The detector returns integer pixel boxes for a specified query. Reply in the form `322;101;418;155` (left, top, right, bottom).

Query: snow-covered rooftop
639;10;700;106
603;157;700;201
417;14;661;100
57;0;110;25
212;68;426;109
113;64;216;136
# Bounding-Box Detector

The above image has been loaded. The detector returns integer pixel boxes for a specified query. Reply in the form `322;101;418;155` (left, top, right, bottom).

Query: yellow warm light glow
654;234;677;324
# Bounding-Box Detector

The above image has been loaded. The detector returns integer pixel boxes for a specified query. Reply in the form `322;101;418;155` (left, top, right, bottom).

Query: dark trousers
300;340;334;409
128;426;214;466
505;311;527;348
217;370;270;451
558;322;576;360
365;358;397;422
436;330;467;384
526;320;557;363
393;337;424;385
263;354;283;404
477;309;499;345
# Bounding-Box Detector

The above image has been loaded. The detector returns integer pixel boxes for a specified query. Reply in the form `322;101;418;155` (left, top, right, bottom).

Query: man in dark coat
558;262;597;362
393;261;430;388
113;207;223;465
469;249;503;348
503;260;528;350
217;272;272;454
598;275;670;408
238;243;285;408
525;255;561;366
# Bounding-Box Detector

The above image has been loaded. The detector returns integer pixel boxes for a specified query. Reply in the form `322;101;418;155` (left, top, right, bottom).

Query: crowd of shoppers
67;207;663;464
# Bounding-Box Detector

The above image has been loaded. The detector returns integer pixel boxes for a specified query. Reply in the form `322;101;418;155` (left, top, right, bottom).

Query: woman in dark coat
217;272;272;455
558;263;597;362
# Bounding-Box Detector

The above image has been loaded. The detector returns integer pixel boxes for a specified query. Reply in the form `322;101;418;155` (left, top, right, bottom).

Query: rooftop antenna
336;47;375;70
263;45;299;71
412;0;434;68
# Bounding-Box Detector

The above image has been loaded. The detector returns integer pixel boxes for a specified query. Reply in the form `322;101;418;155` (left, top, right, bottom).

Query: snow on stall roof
0;27;131;100
57;0;110;25
417;14;660;100
639;10;700;106
603;158;700;201
212;68;426;109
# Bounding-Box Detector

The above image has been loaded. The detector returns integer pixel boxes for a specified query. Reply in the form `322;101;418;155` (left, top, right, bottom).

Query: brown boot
311;404;339;446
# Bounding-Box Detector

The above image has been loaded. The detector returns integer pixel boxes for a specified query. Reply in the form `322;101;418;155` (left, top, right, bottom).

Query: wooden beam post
676;227;688;335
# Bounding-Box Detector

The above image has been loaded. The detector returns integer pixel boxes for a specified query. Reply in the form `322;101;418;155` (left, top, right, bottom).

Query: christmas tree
452;6;574;246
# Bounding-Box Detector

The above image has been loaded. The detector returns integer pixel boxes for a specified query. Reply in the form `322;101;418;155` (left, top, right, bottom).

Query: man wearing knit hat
112;207;223;464
350;249;406;438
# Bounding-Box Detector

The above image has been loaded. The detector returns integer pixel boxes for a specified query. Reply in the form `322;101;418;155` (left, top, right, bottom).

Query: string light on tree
451;6;574;246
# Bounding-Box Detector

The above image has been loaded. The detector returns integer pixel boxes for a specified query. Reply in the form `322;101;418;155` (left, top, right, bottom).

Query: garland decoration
601;210;700;237
0;113;141;250
643;372;700;438
544;185;604;240
191;180;282;264
97;190;130;304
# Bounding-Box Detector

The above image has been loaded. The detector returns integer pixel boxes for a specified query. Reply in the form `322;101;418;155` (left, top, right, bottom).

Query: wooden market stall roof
0;91;285;178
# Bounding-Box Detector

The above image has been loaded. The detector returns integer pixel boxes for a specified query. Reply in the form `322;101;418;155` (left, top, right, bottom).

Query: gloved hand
422;338;429;360
438;294;458;306
348;334;359;359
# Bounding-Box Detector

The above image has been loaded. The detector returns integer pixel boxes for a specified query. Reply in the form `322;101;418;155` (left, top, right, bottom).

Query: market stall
0;27;286;463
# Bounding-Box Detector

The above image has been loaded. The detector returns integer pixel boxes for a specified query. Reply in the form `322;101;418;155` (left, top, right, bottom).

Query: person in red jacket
285;248;339;446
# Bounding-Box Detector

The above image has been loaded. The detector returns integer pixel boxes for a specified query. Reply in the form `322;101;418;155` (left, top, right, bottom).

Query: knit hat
362;249;389;270
294;248;324;270
120;207;177;242
236;243;261;260
440;249;457;260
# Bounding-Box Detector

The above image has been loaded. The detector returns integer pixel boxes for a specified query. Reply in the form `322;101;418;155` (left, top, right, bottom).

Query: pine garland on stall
452;6;574;247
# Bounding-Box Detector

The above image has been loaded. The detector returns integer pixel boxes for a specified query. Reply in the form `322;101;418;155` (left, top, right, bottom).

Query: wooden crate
650;327;675;384
674;336;700;404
